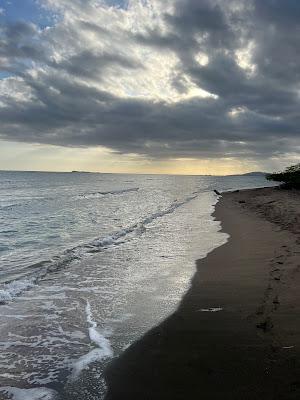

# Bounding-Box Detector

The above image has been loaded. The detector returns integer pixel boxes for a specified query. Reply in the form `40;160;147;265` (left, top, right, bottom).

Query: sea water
0;172;275;399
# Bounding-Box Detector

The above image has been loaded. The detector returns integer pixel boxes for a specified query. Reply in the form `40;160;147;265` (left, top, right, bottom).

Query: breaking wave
0;191;203;303
76;187;139;199
0;387;59;400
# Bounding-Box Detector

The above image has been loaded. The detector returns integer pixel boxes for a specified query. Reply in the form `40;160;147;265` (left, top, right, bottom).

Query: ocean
0;171;275;399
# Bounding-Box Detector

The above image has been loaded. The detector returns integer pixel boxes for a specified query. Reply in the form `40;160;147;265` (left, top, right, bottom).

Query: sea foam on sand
70;301;113;380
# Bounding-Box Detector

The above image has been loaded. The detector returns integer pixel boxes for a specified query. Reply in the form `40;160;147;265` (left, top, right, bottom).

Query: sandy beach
105;187;300;400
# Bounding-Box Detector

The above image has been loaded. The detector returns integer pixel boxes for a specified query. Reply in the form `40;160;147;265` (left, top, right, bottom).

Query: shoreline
104;187;300;399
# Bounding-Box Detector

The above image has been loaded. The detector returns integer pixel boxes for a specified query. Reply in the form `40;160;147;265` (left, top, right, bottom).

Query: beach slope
105;187;300;400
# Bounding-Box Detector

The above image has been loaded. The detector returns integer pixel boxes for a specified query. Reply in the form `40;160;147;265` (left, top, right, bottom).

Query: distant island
225;171;267;177
71;171;92;173
241;171;267;176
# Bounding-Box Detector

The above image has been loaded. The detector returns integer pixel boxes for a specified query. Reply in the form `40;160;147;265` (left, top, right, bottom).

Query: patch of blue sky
0;0;56;29
0;1;57;80
106;0;129;10
0;71;12;79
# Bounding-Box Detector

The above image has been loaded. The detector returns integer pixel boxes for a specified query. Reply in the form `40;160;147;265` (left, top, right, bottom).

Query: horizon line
0;169;268;177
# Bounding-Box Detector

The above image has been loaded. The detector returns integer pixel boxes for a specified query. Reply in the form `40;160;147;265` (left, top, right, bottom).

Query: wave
0;279;36;303
0;203;24;211
0;191;206;303
0;387;59;400
76;187;139;199
0;188;139;212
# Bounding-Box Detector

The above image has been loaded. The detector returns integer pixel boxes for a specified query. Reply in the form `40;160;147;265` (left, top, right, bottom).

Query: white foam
76;187;139;199
0;387;59;400
199;307;223;312
0;191;202;303
0;279;36;302
71;348;109;380
70;301;113;380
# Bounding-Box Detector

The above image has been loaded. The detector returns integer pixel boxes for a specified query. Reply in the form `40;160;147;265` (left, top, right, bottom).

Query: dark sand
105;187;300;400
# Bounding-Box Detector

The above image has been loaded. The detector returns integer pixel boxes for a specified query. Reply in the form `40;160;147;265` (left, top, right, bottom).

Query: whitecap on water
0;279;36;302
199;307;223;312
0;387;59;400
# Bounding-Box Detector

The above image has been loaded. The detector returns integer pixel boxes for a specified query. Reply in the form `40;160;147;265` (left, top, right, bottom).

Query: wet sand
104;187;300;400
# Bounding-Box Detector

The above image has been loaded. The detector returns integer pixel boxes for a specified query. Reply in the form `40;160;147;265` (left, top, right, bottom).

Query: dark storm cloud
0;0;300;161
166;0;237;49
51;50;141;80
0;21;47;72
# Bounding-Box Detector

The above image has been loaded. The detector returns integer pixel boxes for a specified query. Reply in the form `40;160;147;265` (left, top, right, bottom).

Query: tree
266;163;300;189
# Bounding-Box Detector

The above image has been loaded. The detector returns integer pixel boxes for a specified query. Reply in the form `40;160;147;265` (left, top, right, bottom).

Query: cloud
0;21;47;73
0;0;299;164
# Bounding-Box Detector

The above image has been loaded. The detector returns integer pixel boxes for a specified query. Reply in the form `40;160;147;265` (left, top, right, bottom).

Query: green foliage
266;163;300;189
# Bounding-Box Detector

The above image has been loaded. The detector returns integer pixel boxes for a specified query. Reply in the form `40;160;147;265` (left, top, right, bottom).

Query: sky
0;0;299;174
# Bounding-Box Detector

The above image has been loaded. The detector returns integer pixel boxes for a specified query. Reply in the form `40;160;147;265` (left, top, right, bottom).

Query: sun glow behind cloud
37;0;216;103
0;140;294;175
0;0;299;174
